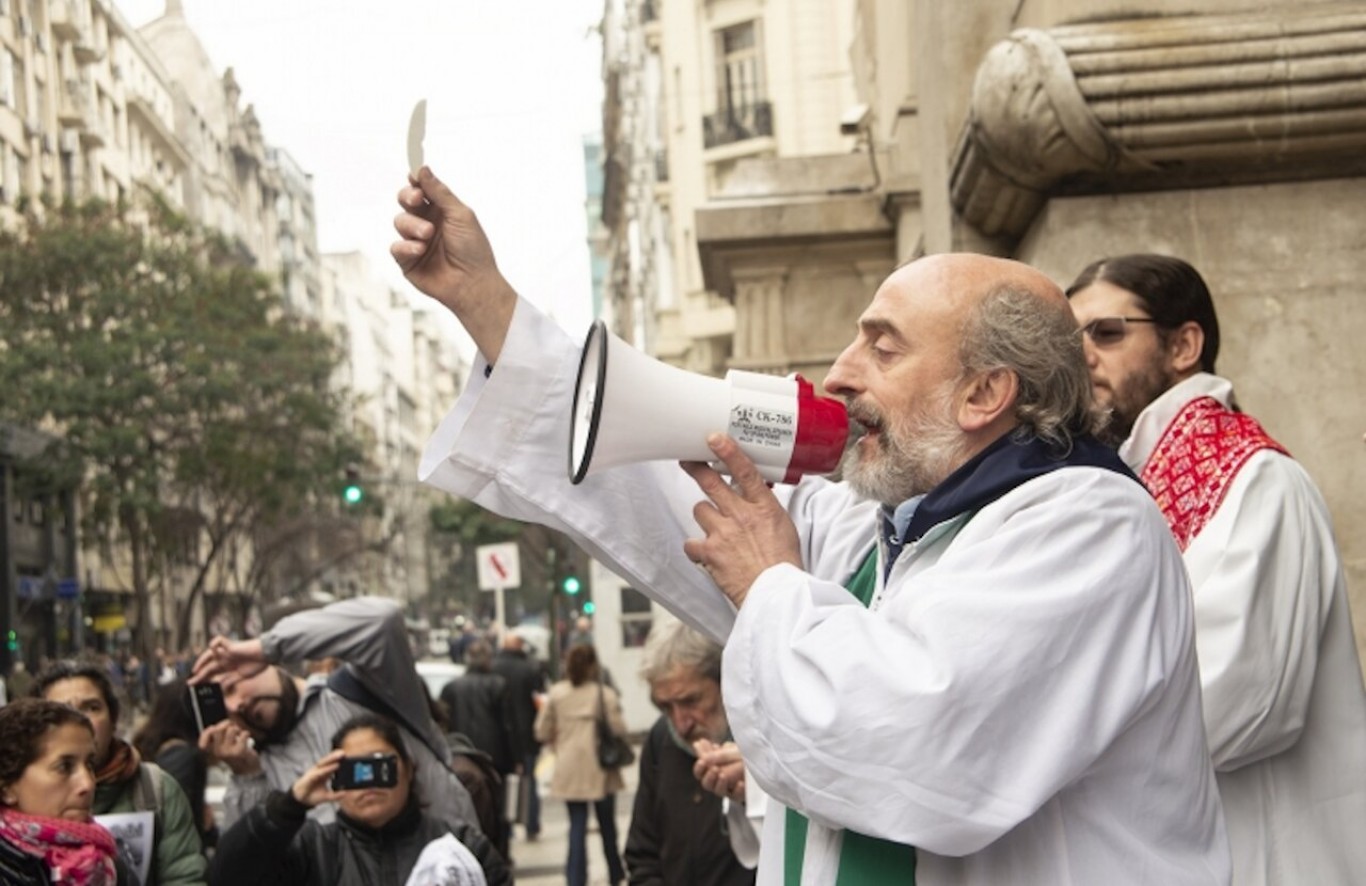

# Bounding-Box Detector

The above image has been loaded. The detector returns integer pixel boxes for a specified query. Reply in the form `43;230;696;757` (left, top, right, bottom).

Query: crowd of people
2;162;1362;886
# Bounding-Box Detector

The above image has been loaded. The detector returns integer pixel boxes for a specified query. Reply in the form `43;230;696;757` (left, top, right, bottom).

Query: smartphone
189;682;228;734
331;753;400;791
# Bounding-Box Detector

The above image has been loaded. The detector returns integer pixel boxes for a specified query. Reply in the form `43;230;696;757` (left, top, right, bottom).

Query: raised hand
391;167;517;363
291;750;347;809
191;636;265;686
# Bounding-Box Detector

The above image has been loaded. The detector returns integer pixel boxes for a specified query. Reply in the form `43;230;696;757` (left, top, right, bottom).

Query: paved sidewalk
508;749;637;885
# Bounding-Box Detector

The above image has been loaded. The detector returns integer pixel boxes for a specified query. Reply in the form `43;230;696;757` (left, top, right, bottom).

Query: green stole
783;548;918;884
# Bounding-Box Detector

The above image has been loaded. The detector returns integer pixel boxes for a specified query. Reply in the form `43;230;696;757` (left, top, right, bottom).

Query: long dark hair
565;644;599;687
132;679;199;761
1066;253;1220;374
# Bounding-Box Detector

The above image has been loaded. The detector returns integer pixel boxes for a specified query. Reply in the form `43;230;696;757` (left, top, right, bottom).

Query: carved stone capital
951;6;1366;240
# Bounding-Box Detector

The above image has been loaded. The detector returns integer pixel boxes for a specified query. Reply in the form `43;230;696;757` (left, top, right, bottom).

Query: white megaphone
569;320;849;485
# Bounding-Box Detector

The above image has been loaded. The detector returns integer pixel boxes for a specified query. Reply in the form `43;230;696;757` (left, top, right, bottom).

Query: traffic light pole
546;547;561;679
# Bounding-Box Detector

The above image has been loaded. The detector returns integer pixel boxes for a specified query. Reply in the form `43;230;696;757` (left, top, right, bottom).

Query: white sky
117;0;605;354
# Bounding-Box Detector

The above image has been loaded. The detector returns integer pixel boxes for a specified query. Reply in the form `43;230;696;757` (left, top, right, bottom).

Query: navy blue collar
899;431;1136;544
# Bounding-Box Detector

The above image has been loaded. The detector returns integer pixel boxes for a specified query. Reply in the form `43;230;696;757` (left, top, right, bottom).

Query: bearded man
625;618;760;886
190;597;479;833
1068;254;1366;884
394;166;1230;884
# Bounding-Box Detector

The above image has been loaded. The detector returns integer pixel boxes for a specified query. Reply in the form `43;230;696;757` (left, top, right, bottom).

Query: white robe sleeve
723;469;1194;856
1183;451;1339;770
418;298;738;642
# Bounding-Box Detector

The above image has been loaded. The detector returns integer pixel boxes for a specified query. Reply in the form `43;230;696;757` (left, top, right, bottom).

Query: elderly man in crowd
626;618;759;885
392;166;1230;884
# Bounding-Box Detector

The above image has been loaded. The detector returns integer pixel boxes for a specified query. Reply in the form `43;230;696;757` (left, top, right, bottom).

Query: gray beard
842;401;965;506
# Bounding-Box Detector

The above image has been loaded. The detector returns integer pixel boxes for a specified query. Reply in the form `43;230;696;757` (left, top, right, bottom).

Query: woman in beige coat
535;644;627;886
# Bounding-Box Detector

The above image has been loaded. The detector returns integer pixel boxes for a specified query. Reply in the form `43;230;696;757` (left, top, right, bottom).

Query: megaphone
569;320;848;485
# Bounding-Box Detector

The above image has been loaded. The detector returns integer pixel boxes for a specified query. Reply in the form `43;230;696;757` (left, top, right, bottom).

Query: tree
428;499;588;625
0;195;363;654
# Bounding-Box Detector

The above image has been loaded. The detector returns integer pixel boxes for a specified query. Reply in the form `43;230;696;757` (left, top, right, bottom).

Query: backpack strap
130;763;165;886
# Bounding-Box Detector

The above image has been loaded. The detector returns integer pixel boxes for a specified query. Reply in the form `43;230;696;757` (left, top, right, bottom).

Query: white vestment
1123;374;1366;886
419;299;1230;885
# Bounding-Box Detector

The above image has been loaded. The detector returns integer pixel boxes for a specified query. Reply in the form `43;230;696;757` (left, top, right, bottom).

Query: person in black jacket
439;640;515;857
491;632;547;841
625;621;758;886
208;712;509;886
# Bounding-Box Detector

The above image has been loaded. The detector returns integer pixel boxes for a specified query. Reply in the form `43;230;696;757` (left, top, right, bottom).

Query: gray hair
958;284;1107;449
639;619;722;686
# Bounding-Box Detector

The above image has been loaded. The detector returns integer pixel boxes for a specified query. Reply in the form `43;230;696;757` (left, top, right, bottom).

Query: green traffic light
582;601;596;615
343;485;364;505
562;576;582;595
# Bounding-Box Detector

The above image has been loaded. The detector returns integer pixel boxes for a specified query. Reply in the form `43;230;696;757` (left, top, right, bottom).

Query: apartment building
1;0;464;657
598;0;1366;671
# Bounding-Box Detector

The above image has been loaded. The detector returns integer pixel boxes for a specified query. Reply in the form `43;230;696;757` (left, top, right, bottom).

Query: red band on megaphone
784;375;848;484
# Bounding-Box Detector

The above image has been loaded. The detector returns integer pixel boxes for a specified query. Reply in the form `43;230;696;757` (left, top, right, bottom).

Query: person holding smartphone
209;712;509;886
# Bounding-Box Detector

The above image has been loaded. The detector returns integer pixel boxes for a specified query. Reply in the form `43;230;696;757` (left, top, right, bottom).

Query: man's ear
958;368;1018;433
1168;321;1204;374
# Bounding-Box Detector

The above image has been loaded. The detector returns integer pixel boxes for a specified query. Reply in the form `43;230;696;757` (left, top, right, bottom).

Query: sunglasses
1080;316;1158;347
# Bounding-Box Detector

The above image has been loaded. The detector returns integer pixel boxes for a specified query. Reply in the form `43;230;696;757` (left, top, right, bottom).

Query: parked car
416;659;466;700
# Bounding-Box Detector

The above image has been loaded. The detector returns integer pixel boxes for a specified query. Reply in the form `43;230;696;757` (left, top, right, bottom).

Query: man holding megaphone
392;167;1230;885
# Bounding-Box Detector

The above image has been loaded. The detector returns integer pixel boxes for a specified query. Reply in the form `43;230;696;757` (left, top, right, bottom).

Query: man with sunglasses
392;168;1230;885
190;597;480;835
1068;254;1366;885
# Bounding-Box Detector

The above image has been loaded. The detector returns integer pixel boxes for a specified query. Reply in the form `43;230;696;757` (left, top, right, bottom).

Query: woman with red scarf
0;698;132;885
34;663;206;886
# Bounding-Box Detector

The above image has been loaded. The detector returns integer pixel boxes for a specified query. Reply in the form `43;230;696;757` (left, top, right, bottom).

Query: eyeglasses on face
1080;316;1158;347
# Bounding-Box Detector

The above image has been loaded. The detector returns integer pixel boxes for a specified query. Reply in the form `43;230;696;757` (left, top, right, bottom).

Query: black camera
331;753;399;791
189;683;228;734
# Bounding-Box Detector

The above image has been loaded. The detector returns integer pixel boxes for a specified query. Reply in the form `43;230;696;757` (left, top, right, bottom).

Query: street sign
476;542;521;590
56;577;80;600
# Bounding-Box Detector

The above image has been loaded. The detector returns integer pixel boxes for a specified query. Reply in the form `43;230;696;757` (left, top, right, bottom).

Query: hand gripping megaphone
569;320;848;485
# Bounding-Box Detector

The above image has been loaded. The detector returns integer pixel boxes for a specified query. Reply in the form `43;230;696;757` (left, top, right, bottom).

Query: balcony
703;101;773;149
49;0;81;40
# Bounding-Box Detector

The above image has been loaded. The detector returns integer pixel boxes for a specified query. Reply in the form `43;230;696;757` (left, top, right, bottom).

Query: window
0;48;15;108
704;21;772;148
717;21;762;118
619;586;653;648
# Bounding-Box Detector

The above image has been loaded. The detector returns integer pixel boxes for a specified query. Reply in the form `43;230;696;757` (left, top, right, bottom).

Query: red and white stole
1140;396;1288;551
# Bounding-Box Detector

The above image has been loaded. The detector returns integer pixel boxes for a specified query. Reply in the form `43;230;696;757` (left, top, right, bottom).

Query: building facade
601;0;1366;673
0;0;464;657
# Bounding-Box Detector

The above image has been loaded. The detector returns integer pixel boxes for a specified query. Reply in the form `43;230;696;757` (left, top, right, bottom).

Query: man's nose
1081;337;1100;369
823;345;859;398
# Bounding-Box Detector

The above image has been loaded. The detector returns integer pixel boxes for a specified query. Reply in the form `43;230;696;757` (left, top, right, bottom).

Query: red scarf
0;807;118;886
1140;396;1288;550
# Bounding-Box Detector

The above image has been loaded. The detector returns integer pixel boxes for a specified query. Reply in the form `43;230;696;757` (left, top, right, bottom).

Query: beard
1096;358;1176;447
841;383;967;506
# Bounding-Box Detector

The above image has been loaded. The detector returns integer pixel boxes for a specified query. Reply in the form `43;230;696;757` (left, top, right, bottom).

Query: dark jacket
208;791;510;886
625;717;756;886
490;648;546;761
440;670;515;775
0;832;136;886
